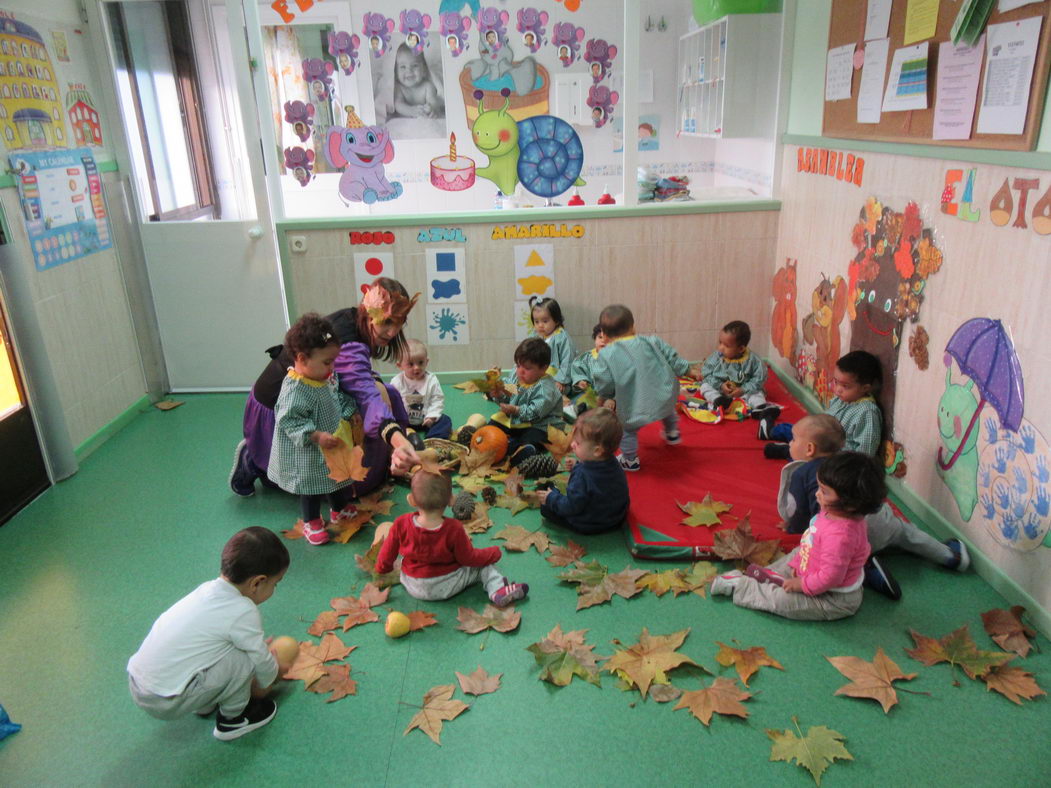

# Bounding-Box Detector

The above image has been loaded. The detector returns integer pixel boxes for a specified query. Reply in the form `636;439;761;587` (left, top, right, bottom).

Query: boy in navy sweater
537;408;630;534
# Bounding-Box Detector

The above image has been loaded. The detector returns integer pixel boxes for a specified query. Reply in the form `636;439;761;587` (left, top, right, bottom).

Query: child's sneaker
944;539;970;571
302;518;331;546
756;413;776;440
661;429;682;446
709;572;742;596
229;439;256;497
491;581;529;608
617;454;641;472
744;563;785;586
763;442;791;461
329;505;358;522
862;556;901;600
213;696;277;741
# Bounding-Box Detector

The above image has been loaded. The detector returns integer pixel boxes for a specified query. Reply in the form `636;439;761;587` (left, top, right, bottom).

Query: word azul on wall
796;147;865;187
492;224;585;240
418;228;466;243
941;169;1051;235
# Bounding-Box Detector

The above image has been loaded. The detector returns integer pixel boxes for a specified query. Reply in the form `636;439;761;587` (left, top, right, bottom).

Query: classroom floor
1;387;1049;787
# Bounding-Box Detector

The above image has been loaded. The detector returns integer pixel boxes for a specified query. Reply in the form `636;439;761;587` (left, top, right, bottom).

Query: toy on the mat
745;563;785;586
680;397;750;424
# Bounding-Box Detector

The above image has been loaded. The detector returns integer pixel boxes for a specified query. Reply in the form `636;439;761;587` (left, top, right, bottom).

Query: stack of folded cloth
637;166;659;202
653;176;691;201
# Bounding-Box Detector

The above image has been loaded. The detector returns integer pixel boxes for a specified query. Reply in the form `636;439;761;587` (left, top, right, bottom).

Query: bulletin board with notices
822;0;1051;150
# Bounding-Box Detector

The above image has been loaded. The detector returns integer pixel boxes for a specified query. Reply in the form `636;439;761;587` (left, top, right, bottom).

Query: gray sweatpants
620;412;680;459
400;564;506;602
728;549;863;621
128;648;254;719
866;503;953;564
700;382;767;409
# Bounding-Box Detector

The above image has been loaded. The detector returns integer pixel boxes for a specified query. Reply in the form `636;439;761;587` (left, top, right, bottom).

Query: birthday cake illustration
430;133;475;191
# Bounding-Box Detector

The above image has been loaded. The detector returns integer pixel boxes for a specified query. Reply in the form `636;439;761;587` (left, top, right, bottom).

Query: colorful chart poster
10;147;111;270
424;247;466;303
882;42;929;111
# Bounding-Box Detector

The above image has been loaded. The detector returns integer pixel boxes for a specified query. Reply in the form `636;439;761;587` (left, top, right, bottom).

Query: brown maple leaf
712;514;780;566
606;628;699;697
331;509;373;544
558;561;647;610
456;448;498;477
544;425;573;463
715;641;785;687
284;633;355;687
494;525;551;554
330;583;389;630
462;501;494;534
282;519;305;541
503;468;525;497
414;449;444;475
307;610;341;637
453;379;481;394
982;663;1046;705
493;493;530;516
357;490;395;516
408;610;438;632
827;648;917;713
527;624;607;687
354;540;401;588
323;442;369;483
905;626;1012;681
981;606;1036;658
456;476;489;494
678;494;733;527
546;539;588;567
677;562;718;597
636;569;693;597
307;663;357;702
456;604;521;634
455;666;502;696
403;684;469;745
674;677;753;726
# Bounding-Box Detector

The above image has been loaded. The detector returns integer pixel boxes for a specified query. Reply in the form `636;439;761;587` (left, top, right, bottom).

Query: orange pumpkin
470;425;509;463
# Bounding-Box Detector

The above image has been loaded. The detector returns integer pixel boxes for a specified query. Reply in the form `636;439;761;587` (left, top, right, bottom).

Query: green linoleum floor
1;391;1049;787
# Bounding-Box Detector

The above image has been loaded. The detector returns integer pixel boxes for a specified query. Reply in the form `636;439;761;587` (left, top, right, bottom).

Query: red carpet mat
625;369;808;561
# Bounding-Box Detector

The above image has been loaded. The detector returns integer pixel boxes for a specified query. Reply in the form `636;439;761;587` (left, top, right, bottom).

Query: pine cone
480;486;497;505
456;424;478;446
452;491;476;520
517;452;559;480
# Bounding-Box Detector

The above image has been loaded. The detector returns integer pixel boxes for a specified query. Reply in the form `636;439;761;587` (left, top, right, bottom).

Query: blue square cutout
435;252;456;272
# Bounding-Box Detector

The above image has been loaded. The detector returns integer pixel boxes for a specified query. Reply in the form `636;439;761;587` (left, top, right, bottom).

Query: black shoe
751;404;782;420
509;444;537;468
713;395;733;410
229;440;256;497
756;413;777;441
863;556;902;600
213;697;277;741
763;442;791;460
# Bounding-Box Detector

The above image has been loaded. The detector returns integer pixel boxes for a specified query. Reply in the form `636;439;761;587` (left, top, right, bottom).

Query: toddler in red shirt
376;471;528;606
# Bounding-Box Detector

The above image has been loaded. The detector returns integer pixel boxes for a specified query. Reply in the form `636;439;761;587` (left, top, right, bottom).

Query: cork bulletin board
823;0;1051;150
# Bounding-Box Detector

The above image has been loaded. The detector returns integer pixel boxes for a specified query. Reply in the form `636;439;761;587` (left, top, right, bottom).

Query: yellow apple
385;611;411;638
271;635;299;668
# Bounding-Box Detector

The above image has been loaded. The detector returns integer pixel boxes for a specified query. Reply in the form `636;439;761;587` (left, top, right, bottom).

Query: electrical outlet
289;235;307;253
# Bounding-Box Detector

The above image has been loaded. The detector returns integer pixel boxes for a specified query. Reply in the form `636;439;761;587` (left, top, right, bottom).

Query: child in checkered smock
267;314;359;546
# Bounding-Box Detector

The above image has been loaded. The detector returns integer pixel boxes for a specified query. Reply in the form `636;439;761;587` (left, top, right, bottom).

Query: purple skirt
243;384;406;498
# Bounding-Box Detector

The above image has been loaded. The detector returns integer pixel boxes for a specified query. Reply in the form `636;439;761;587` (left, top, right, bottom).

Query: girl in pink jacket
711;452;886;620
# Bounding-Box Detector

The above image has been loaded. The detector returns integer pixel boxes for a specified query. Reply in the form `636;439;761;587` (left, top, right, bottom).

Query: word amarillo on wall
796;147;864;187
492;224;585;240
942;168;1051;235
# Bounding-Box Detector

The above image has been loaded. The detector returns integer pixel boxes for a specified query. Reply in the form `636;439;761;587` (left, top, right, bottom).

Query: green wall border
783;133;1051;169
0;158;119;190
765;359;1051;637
73;394;151;462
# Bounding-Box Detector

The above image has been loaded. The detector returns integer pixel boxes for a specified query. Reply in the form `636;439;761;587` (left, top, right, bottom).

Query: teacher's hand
389;436;420;476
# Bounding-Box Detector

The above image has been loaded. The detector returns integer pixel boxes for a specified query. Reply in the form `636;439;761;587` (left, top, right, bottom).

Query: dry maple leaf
323;442;369;483
503;468;525;497
307;610;341;637
558;561;647;610
544;425;573;463
357;582;391;608
457;604;521;634
329;583;390;630
982;663;1046;705
527;624;607;687
462;501;494;534
455;448;498;477
403;684;469;745
712;514;780;566
981;606;1036;658
282;519;305;541
636;569;693;597
456;476;489;494
606;628;699;697
677;562;718;597
455;666;502;696
678;494;733;528
284;633;355;687
307;663;357;702
494;525;551;554
414;449;444;475
827;648;917;713
408;610;438;632
493;493;530;516
453;379;481;394
331;509;373;544
354;540;401;588
767;717;853;786
905;626;1012;681
674;677;753;726
546;540;588;567
154;399;183;411
715;641;785;687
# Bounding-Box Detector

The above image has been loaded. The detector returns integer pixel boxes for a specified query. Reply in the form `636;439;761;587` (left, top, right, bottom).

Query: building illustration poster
10;147;111;270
